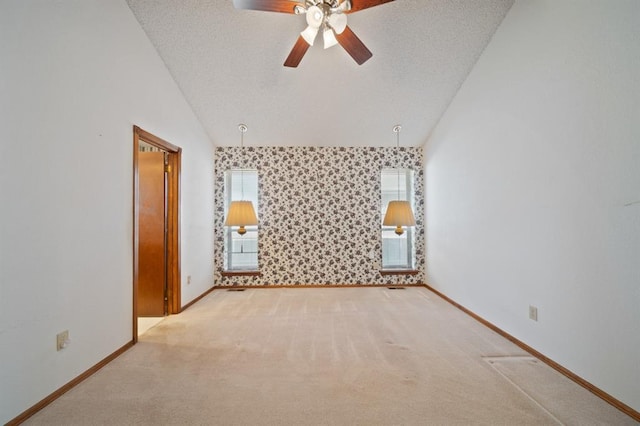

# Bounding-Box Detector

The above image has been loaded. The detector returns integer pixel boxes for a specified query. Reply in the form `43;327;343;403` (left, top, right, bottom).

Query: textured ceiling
126;0;514;147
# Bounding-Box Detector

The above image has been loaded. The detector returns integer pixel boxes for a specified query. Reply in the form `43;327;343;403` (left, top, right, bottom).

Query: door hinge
164;164;171;173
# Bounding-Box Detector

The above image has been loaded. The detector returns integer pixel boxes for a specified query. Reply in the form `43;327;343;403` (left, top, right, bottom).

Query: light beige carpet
137;316;165;337
25;287;636;425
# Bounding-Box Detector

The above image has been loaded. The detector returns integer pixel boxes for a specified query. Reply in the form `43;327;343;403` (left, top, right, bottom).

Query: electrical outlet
56;330;70;351
187;275;191;285
529;305;538;322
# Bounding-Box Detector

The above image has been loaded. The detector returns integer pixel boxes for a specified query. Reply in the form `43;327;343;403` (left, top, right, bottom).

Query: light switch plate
57;330;69;351
529;306;538;321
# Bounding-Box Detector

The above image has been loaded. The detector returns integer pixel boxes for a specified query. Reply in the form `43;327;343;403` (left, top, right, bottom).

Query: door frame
133;125;181;342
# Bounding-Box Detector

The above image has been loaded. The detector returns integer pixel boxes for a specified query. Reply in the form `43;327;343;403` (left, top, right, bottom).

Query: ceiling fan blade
347;0;394;13
233;0;299;14
284;36;310;67
336;26;372;65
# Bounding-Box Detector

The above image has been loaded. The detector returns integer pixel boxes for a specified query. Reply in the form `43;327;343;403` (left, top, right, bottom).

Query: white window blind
381;168;415;269
224;170;259;271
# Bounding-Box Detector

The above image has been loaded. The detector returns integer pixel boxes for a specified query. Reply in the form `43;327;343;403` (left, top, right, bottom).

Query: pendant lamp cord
240;124;246;200
395;126;401;200
394;125;402;264
238;124;247;253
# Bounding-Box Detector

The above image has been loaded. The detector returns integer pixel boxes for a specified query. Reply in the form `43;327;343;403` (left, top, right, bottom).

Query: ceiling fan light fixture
323;27;338;49
306;5;324;28
293;4;306;14
328;13;347;34
301;25;319;45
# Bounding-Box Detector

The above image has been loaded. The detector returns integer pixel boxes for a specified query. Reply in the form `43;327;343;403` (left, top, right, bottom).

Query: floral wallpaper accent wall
214;146;424;286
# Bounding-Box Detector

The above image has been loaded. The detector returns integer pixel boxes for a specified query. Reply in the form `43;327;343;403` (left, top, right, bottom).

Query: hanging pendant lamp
382;125;416;236
224;124;258;235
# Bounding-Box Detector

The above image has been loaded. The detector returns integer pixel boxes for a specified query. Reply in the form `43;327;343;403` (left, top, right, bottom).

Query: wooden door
138;151;166;317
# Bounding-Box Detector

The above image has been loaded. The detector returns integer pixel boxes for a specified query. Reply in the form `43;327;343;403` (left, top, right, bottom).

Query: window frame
223;169;259;272
381;168;416;270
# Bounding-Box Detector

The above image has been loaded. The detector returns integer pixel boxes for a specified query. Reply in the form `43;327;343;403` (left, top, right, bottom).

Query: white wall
0;1;215;422
424;0;639;412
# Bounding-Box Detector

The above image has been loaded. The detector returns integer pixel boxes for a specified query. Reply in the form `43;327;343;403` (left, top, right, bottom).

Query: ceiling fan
233;0;394;67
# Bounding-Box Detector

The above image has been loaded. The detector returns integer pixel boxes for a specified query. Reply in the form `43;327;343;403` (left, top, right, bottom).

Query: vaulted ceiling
126;0;514;147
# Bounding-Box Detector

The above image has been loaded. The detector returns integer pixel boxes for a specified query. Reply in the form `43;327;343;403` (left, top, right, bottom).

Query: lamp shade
306;5;323;28
301;25;319;45
328;13;347;34
383;200;416;235
323;27;338;49
225;201;258;227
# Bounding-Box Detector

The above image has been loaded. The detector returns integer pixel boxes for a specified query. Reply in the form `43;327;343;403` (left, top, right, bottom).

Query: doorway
133;126;181;342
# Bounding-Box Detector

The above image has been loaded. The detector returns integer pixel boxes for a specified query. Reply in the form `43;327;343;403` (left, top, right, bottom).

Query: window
381;168;415;269
224;170;258;271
